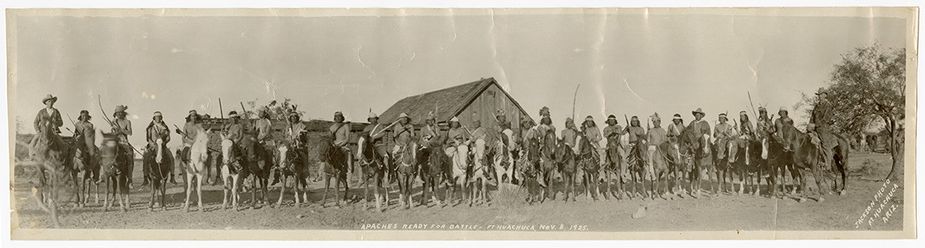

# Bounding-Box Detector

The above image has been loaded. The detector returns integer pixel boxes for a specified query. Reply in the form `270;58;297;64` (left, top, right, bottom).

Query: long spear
571;83;580;120
747;91;759;119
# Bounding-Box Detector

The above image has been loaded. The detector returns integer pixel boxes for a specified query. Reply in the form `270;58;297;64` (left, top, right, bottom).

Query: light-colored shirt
223;122;244;144
714;122;736;140
393;123;415;145
182;122;202;145
447;127;469;146
625;126;646;143
647;127;667;146
561;128;579;147
329;122;351;147
256;118;273;142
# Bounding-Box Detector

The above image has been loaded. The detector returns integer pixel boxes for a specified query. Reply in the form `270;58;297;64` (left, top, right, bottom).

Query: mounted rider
714;113;737;163
73;110;97;160
420;111;443;149
730;111;756;163
223;111;245;146
143;111;173;186
330;111;353;172
689;108;712;154
361;111;391;170
536;106;556;139
810;88;839;170
446;116;468;185
646;113;667;180
667;113;684;154
774;107;795;144
32;94;64;153
581;115;606;168
178;110;203;164
561;117;580;149
601;114;625;167
755;107;774;158
284;111;308;182
624;116;646;163
469;119;491;184
111;105;134;186
392;112;416;165
255;107;277;185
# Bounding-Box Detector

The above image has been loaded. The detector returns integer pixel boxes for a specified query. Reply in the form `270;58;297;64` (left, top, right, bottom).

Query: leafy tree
808;44;905;181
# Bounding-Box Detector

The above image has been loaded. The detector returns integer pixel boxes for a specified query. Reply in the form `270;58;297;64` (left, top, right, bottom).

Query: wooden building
379;77;534;133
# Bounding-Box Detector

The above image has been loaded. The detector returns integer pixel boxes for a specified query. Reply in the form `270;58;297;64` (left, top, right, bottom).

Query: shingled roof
379;77;532;125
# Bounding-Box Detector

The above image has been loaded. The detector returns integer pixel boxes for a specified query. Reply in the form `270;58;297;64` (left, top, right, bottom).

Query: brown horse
778;125;848;201
98;132;132;212
417;143;453;207
711;139;736;194
143;138;173;211
679;124;712;196
554;138;578;202
356;134;390;211
318;136;350;207
274;140;312;208
575;133;601;201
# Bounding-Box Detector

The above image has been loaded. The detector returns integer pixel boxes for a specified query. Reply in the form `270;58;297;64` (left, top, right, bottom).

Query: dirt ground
11;152;904;232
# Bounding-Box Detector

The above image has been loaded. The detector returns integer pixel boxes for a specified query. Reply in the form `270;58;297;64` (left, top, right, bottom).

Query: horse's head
220;134;235;165
276;142;292;169
778;125;803;152
554;140;573;163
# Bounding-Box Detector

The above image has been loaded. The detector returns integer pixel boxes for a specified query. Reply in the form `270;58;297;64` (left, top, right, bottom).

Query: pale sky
9;10;907;148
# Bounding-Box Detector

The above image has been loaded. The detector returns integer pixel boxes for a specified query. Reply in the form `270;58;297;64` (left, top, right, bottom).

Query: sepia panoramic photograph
3;6;918;241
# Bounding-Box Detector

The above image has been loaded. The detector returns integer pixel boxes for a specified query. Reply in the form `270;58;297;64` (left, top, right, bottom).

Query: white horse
183;125;209;212
220;134;243;210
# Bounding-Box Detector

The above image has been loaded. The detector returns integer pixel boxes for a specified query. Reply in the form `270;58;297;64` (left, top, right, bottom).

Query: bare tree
808;44;905;181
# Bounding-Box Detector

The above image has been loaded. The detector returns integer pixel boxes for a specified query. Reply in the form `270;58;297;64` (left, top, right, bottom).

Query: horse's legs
276;176;287;208
148;178;156;211
321;175;330;208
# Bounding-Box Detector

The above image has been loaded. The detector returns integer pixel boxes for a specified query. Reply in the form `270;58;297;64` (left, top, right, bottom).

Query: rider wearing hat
360;111;391;168
392;112;416;158
34;94;63;136
111;105;135;186
73;110;97;157
690;108;712;153
420;111;442;148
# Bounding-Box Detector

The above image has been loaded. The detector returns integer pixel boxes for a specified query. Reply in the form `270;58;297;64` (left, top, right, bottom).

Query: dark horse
356;134;390;211
318;136;350;207
777;125;849;201
143;138;174;211
231;135;272;209
274;139;313;208
576;133;601;201
729;137;765;196
553;138;578;202
417;142;453;207
535;130;559;202
711;138;736;194
678;124;713;196
98;132;132;212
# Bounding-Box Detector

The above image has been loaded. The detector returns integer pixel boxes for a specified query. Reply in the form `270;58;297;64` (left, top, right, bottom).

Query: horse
417;141;453;208
729;137;765;196
274;139;313;208
813;126;851;195
711;138;736;194
575;133;601;201
143;138;174;211
236;134;272;209
679;124;713;196
778;125;849;201
553;138;578;202
602;135;625;200
71;139;101;208
624;139;648;198
642;142;675;199
468;138;498;206
181;126;209;212
98;132;131;212
393;141;417;209
518;134;545;204
318;136;350;208
356;134;390;211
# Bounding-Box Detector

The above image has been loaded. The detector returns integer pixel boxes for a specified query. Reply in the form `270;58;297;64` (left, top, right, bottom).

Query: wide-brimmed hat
229;111;240;118
41;94;58;104
692;108;705;116
399;112;410;119
673;113;682;120
114;105;128;114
